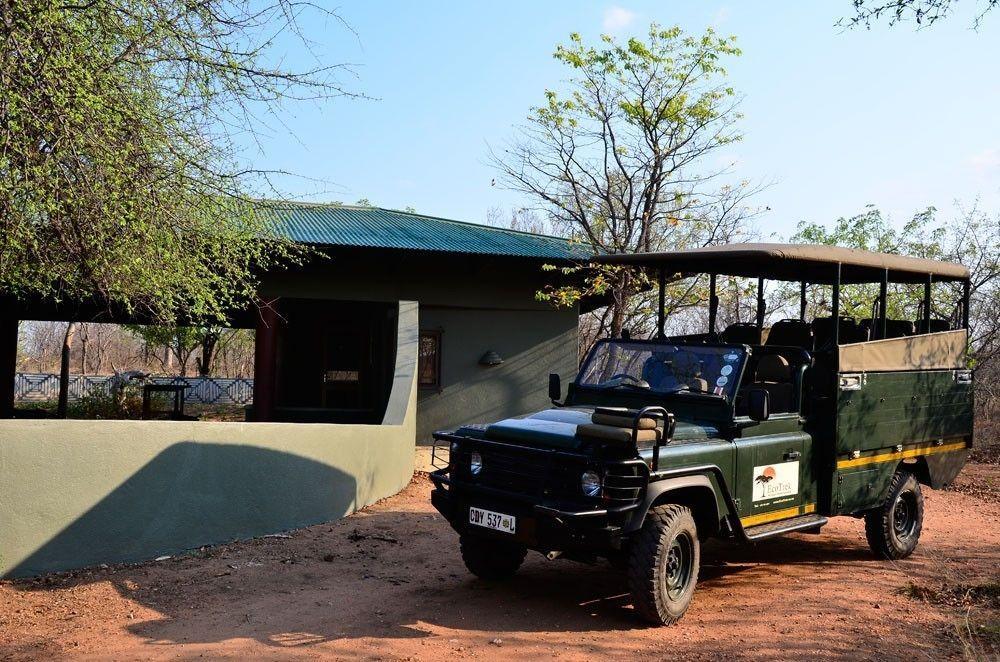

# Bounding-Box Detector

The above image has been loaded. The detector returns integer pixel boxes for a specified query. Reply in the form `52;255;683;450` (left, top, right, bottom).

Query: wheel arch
626;475;721;539
900;448;969;490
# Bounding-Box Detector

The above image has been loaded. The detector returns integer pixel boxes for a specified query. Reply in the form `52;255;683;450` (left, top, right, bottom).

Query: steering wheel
602;373;651;388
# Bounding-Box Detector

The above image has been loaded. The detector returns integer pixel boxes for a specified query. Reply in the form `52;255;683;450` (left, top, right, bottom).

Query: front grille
454;444;582;500
453;442;646;506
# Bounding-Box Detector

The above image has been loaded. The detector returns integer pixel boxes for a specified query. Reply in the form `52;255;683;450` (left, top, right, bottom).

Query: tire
627;504;700;625
864;471;924;560
459;535;527;581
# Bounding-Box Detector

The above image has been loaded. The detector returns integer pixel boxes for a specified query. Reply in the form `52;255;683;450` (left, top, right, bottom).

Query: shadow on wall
8;442;356;578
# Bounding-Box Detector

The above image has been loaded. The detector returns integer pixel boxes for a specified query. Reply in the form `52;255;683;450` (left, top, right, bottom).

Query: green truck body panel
833;369;974;513
836;370;973;454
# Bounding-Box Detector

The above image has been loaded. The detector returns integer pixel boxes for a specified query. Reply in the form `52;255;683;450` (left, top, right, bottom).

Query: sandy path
2;466;998;661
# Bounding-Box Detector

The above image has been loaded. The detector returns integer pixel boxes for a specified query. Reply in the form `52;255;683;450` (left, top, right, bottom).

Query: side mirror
548;373;562;403
748;387;770;422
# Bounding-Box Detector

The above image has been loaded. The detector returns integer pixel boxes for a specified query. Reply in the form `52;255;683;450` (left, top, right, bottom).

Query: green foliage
66;385;142;420
790;206;957;320
0;1;346;324
499;24;755;337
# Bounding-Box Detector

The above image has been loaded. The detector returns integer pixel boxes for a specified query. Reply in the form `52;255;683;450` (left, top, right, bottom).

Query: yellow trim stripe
836;440;969;470
741;503;816;527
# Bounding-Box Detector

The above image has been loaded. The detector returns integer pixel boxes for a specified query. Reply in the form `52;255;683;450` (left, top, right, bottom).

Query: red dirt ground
2;466;998;661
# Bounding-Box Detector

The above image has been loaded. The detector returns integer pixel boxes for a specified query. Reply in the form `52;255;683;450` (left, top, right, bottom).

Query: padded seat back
812;316;868;348
859;318;915;340
751;354;794;413
721;323;763;346
766;319;813;348
916;318;951;333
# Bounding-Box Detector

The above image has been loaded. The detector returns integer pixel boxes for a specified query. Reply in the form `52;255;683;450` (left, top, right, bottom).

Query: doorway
274;299;397;424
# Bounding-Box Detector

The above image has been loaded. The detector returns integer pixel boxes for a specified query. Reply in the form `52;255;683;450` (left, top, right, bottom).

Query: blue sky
246;1;1000;239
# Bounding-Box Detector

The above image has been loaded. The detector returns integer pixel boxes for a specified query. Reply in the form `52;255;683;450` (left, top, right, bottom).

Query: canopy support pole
962;278;971;330
832;264;841;346
708;274;718;336
657;267;665;340
799;282;807;321
923;274;933;333
756;277;765;330
879;269;888;340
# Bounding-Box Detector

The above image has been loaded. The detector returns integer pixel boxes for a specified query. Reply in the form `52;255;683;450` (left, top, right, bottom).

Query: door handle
784;451;801;461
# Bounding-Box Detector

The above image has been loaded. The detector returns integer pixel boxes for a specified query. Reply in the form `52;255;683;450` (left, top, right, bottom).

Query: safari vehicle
429;244;973;625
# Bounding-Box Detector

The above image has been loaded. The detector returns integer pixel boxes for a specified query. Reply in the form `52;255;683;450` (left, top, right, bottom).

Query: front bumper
429;468;640;552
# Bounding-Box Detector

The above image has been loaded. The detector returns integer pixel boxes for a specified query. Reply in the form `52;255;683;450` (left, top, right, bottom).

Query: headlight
469;451;483;476
581;470;602;497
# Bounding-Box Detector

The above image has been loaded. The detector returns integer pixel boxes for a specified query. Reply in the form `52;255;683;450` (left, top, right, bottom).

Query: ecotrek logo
752;461;799;502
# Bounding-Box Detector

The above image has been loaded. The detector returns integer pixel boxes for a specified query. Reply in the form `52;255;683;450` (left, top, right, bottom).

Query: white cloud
602;5;636;32
712;6;731;26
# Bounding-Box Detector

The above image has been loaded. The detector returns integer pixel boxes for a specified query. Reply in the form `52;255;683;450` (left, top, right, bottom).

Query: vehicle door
733;350;814;526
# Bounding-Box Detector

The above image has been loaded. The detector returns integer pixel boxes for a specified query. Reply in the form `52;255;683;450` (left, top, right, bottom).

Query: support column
878;269;888;340
923;274;933;333
0;315;17;418
756;277;766;330
832;264;841;346
708;273;718;336
253;299;280;422
657;267;665;340
799;282;808;321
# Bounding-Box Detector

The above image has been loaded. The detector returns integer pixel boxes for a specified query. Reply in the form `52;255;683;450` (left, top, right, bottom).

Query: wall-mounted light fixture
479;350;503;367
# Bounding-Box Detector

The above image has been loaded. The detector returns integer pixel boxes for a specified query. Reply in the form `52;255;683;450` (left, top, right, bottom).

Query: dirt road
2;466;998;661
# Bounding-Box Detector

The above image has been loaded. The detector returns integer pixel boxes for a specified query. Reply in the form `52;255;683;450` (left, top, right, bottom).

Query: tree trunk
57;322;79;418
79;324;88;375
196;329;220;377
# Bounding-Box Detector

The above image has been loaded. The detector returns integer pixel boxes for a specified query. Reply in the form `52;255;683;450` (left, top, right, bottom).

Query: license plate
468;506;516;535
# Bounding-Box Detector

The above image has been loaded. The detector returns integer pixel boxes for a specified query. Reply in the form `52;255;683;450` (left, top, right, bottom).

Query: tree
790;205;1000;363
0;0;356;325
844;0;997;27
493;25;760;342
790;206;953;320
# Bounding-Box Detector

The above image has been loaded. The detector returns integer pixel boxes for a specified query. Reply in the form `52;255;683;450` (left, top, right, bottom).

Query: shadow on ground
9;476;995;659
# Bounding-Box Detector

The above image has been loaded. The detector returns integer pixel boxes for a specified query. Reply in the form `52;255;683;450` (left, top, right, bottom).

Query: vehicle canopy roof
594;243;969;284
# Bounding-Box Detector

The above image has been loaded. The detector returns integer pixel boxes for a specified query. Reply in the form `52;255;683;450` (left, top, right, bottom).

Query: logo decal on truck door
752;461;799;502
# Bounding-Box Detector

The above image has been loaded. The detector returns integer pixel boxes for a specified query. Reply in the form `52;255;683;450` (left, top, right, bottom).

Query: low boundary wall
0;301;418;579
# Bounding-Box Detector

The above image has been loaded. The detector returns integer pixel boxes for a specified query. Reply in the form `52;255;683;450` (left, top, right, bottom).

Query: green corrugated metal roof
264;203;592;261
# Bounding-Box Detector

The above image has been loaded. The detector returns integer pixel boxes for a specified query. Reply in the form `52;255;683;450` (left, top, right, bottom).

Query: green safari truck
429;244;973;625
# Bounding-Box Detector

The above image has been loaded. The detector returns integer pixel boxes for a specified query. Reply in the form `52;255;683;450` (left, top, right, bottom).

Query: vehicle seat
812;316;868;348
859;318;915;340
751;354;795;413
721;323;763;346
765;319;813;348
672;350;708;392
915;318;951;333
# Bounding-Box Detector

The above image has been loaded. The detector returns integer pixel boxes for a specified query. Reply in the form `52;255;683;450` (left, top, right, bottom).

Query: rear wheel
627;504;700;625
864;471;924;560
459;535;526;580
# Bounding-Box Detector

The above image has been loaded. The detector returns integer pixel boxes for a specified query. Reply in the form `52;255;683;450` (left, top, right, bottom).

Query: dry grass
899;574;1000;660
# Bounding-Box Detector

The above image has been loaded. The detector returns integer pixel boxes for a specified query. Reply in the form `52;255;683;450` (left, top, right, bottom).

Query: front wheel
864;471;924;560
459;535;526;580
627;504;700;625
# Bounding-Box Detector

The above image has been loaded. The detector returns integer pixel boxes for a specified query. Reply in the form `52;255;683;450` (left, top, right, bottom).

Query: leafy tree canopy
0;0;353;324
495;24;760;340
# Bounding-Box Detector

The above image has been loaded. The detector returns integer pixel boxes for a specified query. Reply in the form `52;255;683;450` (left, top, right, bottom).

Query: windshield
577;341;746;401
